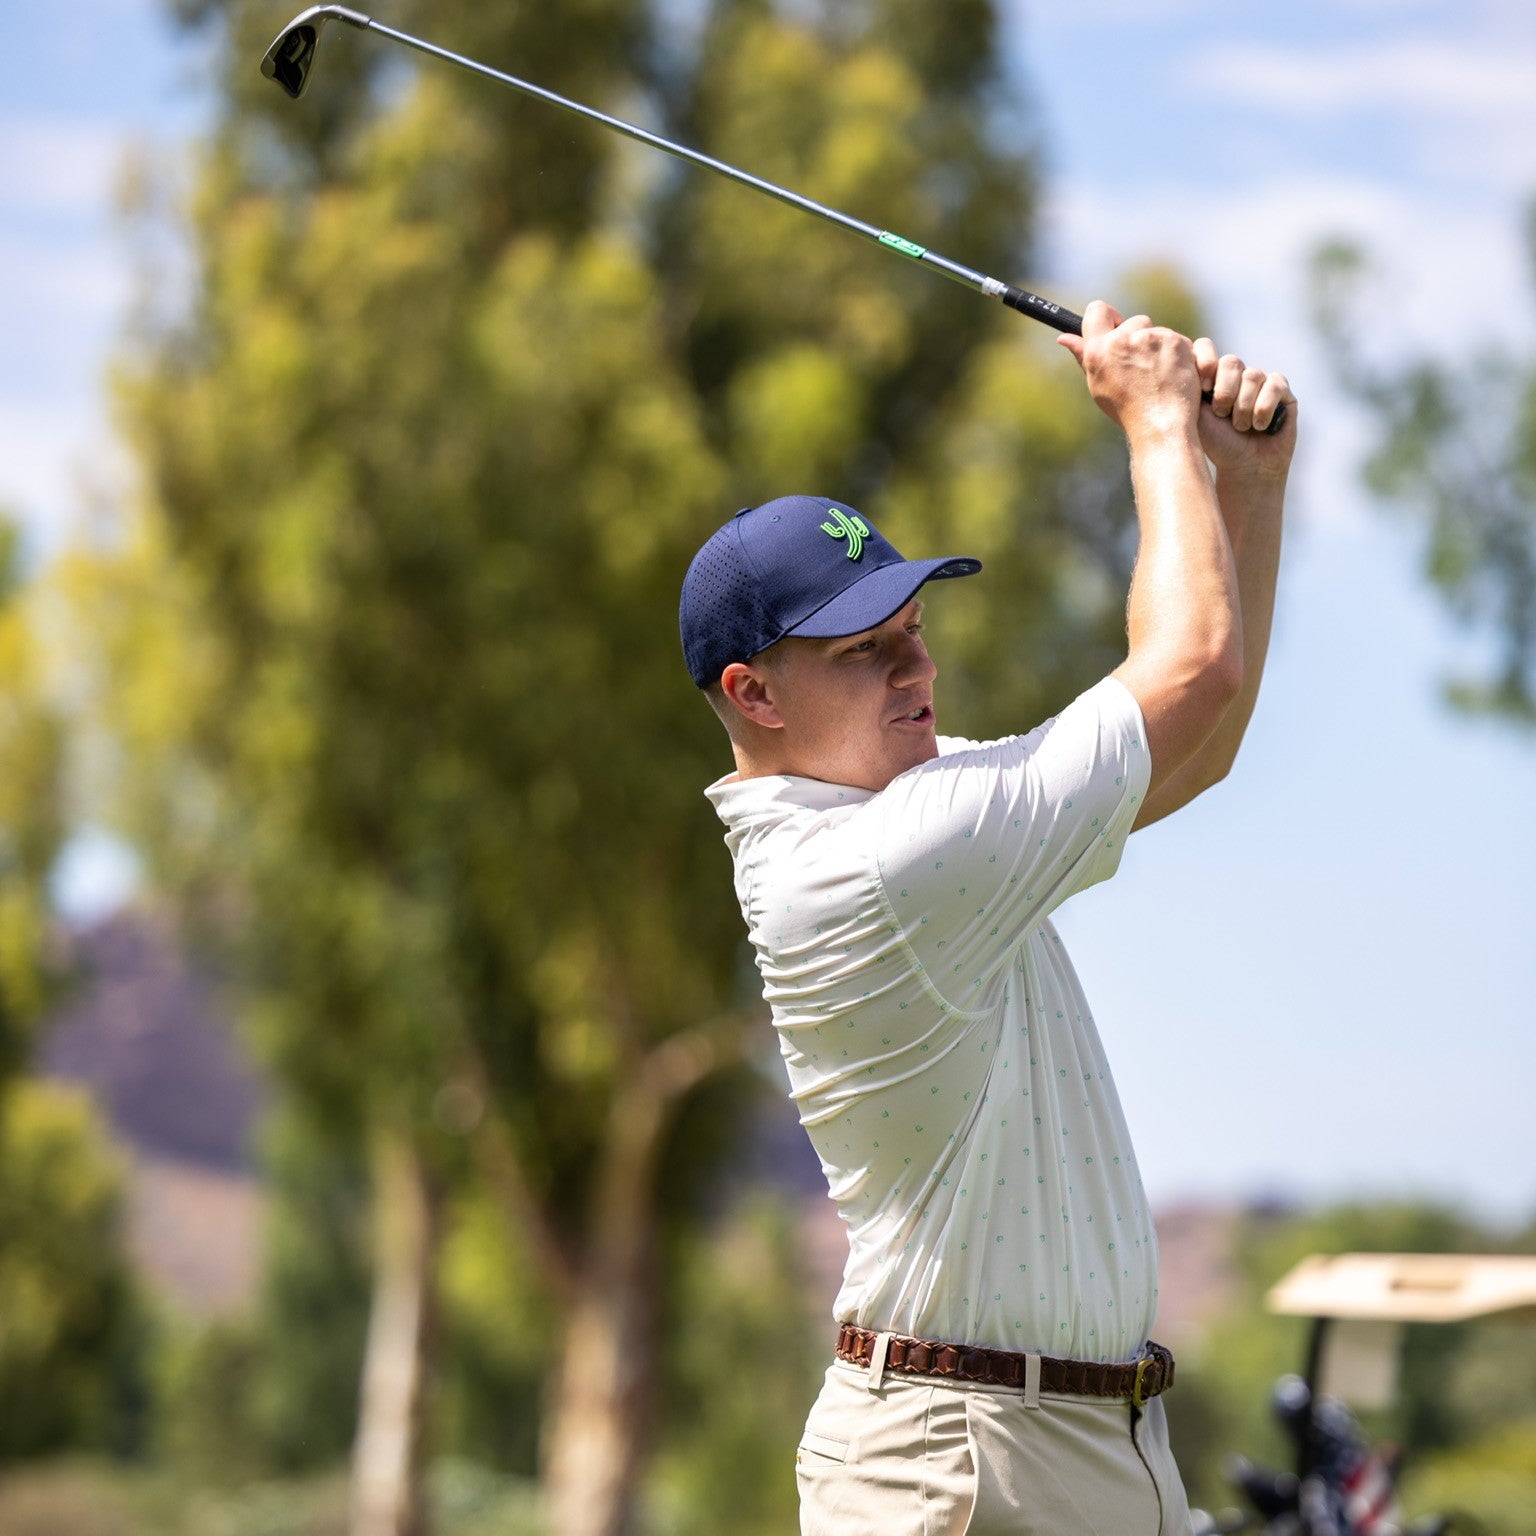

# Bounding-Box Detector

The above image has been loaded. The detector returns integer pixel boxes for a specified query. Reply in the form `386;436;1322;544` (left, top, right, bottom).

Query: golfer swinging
679;301;1294;1535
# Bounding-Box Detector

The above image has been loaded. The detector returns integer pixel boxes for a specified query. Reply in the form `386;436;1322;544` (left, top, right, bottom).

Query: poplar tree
84;3;1148;1531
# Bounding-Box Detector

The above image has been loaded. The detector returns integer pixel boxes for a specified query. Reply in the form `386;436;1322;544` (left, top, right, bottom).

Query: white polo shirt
706;676;1157;1363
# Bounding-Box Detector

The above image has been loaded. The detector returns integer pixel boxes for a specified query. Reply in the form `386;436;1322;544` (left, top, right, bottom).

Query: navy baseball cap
679;494;981;688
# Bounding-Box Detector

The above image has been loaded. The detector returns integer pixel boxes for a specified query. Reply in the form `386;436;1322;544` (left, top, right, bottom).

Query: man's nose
893;633;937;685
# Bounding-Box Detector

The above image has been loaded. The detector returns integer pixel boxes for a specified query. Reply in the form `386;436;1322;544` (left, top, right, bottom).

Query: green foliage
647;1195;824;1536
0;1459;352;1536
243;1112;372;1471
0;516;66;1083
0;1459;548;1536
435;1187;553;1476
1400;1418;1536;1536
78;0;1144;1277
0;1081;148;1462
68;0;1174;1519
157;1320;271;1484
157;1108;370;1480
1162;1200;1536;1519
1310;211;1536;726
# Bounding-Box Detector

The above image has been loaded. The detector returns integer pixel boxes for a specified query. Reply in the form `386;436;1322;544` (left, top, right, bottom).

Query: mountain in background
37;909;267;1315
34;908;1245;1332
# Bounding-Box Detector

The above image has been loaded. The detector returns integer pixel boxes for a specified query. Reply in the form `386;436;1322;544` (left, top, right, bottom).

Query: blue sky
1008;0;1536;1225
6;1;1535;1224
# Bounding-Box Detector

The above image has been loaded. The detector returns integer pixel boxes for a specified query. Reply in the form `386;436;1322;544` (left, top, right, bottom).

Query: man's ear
720;661;784;729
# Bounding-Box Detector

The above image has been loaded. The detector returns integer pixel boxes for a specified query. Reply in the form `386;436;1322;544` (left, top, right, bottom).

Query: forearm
1115;423;1244;763
1190;466;1285;768
1132;466;1284;825
1060;303;1280;811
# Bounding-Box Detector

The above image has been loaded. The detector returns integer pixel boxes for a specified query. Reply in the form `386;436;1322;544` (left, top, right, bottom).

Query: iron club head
260;5;372;99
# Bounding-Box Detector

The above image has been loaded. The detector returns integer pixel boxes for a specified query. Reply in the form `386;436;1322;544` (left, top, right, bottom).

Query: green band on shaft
879;231;927;260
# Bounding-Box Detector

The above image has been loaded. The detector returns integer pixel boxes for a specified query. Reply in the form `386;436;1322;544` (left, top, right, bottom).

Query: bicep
1112;653;1239;828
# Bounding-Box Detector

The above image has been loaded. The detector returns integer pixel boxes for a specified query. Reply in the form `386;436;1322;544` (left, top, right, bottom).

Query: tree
1311;205;1536;726
1162;1200;1536;1517
0;1079;144;1462
73;3;1152;1533
0;520;149;1466
157;1105;372;1481
0;516;65;1083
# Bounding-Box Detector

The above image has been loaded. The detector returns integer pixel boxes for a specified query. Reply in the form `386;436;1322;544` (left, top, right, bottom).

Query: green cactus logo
820;508;870;560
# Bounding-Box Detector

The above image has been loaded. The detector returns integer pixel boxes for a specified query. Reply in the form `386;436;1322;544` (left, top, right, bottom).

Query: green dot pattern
703;677;1156;1363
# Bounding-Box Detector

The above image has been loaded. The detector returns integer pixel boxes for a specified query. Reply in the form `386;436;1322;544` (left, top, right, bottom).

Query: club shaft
286;8;1289;434
358;16;1080;333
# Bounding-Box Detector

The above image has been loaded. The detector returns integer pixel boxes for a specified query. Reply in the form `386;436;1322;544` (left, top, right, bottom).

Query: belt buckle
1132;1355;1153;1408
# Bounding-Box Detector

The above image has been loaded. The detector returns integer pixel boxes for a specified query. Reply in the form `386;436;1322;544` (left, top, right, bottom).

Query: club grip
1003;284;1082;334
1001;284;1288;436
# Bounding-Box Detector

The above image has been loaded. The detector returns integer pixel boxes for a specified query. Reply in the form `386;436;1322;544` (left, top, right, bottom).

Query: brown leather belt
836;1324;1175;1406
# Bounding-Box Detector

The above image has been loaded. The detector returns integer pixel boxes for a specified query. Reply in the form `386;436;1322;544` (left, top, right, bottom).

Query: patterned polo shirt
706;677;1157;1363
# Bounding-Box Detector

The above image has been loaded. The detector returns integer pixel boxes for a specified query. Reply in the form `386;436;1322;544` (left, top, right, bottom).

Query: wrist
1126;413;1206;471
1124;400;1202;449
1215;462;1291;505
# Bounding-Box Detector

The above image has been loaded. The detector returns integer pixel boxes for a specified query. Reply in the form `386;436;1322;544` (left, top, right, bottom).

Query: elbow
1188;648;1244;786
1195;636;1244;714
1198;747;1237;792
1211;647;1245;709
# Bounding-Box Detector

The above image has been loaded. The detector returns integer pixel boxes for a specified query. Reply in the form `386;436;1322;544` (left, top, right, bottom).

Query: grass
0;1459;547;1536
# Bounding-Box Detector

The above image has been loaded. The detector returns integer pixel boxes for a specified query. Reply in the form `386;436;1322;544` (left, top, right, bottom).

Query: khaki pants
796;1360;1193;1536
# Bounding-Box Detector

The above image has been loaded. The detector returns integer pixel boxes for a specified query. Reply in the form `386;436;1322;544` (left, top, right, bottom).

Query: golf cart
1191;1252;1536;1536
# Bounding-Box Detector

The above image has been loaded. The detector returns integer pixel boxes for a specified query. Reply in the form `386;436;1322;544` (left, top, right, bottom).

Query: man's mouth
891;703;933;726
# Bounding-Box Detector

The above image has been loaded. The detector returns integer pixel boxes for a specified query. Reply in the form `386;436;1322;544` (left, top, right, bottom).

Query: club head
260;6;371;100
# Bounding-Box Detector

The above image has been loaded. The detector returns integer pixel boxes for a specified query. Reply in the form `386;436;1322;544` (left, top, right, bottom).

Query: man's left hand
1193;337;1296;478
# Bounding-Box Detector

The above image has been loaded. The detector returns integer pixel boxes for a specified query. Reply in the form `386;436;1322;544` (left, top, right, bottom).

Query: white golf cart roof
1268;1252;1536;1324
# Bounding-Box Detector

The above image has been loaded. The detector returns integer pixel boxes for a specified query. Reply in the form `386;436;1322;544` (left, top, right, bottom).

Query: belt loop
866;1331;893;1392
1023;1351;1042;1410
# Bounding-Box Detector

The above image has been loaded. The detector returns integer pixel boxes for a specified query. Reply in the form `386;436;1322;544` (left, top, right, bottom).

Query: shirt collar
704;770;876;829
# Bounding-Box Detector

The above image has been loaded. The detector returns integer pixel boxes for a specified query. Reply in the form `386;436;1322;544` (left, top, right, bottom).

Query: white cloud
0;116;127;218
0;231;127;325
1191;39;1536;120
1035;170;1532;535
1044;172;1530;355
1183;37;1536;198
1019;0;1522;26
0;396;119;542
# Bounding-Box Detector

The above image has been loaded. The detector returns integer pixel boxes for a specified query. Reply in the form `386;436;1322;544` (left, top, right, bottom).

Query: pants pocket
797;1430;850;1465
797;1369;976;1536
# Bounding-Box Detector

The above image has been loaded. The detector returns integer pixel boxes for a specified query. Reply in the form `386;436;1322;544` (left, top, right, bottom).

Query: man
678;301;1294;1535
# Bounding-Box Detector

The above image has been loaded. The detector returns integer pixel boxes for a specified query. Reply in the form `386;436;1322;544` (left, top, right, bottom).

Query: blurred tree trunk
351;1129;442;1536
537;1022;743;1536
541;1239;655;1536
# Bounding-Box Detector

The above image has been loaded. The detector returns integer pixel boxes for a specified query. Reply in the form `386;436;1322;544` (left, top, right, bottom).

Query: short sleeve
873;677;1149;1007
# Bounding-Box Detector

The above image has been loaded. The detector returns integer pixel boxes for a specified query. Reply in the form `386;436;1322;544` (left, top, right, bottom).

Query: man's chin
876;733;939;789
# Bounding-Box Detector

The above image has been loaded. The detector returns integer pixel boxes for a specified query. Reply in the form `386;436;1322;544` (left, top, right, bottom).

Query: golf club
261;5;1287;435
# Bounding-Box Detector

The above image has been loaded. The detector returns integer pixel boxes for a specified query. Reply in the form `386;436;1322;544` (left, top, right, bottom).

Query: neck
729;740;783;782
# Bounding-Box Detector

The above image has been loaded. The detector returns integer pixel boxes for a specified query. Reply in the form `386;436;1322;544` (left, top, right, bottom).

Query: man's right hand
1057;300;1203;442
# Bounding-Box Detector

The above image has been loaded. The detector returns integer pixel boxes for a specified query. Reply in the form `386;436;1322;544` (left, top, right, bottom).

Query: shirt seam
870;843;998;1022
867;685;1147;1018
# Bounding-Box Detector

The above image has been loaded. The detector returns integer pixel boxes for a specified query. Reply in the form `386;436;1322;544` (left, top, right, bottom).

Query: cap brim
784;555;982;640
